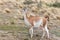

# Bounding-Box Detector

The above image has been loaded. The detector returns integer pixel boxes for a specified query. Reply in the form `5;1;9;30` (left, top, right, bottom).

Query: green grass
46;2;60;8
50;28;60;37
23;0;34;5
0;25;60;37
0;25;28;32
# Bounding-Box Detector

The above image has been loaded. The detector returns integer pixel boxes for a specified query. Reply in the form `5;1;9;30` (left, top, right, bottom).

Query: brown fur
27;16;40;26
44;15;49;21
26;15;47;28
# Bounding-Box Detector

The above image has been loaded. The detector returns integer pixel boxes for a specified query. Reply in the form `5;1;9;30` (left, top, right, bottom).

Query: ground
0;0;60;40
0;25;60;40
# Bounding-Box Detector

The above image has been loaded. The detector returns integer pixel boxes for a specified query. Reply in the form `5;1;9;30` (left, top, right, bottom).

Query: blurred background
0;0;60;40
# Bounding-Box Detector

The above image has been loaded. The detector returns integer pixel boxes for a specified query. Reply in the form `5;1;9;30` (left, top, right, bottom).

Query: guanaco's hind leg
41;23;49;39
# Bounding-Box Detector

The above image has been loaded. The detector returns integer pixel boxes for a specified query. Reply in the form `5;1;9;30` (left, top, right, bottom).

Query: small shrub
37;1;42;8
23;0;34;5
24;38;28;40
19;17;24;20
10;20;15;24
46;2;60;8
11;21;15;24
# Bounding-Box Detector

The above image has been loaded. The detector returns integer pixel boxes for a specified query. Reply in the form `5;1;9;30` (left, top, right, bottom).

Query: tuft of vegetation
46;2;60;8
23;0;34;5
50;28;60;37
37;1;42;8
0;25;28;32
24;38;28;40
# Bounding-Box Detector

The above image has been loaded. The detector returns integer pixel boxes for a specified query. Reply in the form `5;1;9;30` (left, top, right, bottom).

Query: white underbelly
34;19;43;28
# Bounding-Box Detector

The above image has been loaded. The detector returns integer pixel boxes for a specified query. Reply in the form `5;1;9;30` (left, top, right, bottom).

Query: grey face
22;8;28;14
22;7;31;15
21;8;28;17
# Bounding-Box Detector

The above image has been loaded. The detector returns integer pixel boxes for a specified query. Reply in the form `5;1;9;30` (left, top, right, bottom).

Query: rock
4;8;11;13
56;16;60;20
